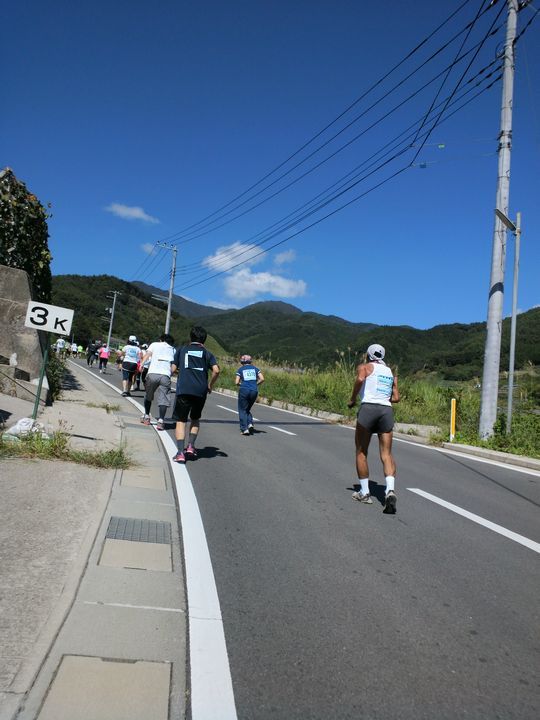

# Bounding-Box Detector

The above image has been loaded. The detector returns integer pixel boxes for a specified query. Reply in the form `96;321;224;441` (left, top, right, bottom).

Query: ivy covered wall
0;167;52;302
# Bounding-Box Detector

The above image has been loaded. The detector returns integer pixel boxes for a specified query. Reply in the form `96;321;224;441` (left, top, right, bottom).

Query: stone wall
0;264;48;404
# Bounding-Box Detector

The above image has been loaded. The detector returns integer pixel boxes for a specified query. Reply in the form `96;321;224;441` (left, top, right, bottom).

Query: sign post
24;301;74;420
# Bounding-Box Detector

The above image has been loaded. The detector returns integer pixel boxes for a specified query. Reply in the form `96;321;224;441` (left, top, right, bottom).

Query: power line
148;1;499;245
174;73;502;294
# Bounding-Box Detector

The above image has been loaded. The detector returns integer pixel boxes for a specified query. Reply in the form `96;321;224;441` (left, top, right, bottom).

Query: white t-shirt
146;341;175;376
56;338;65;350
122;344;141;364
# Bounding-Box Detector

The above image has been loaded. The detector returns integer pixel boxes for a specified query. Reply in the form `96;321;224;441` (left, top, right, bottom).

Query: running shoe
140;415;151;425
121;391;128;397
248;424;255;434
156;419;165;431
172;452;185;464
242;429;250;436
185;444;198;459
351;492;373;504
383;491;397;514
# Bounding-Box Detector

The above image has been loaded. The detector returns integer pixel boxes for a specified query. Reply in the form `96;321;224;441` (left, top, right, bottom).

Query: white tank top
360;362;393;406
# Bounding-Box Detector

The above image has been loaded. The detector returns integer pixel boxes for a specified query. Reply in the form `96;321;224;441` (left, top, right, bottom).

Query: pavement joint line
71;360;238;720
83;601;185;613
408;488;540;554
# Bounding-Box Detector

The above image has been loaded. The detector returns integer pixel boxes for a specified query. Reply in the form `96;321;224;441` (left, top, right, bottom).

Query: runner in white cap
347;343;400;514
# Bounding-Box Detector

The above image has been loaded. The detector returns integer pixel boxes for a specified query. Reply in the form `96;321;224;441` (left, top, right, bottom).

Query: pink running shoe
185;444;198;460
172;452;185;464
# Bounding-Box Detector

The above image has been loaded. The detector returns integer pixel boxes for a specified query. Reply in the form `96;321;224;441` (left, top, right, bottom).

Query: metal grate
105;516;171;545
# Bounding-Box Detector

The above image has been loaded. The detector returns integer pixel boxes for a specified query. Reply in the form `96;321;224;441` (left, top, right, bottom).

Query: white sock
360;478;370;495
385;476;395;494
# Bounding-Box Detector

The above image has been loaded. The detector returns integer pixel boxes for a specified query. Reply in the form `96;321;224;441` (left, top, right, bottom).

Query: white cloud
224;268;307;300
141;243;156;255
105;203;160;224
274;249;296;266
203;242;265;272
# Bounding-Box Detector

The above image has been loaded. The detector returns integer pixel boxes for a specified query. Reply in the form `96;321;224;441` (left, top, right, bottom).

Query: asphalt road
79;361;540;719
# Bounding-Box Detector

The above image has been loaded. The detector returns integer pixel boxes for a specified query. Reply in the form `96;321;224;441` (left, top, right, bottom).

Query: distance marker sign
25;301;74;336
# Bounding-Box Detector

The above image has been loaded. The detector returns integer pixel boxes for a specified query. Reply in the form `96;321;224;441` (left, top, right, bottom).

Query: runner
139;334;175;430
118;336;142;396
56;337;66;358
86;341;98;366
235;354;264;435
171;326;220;463
140;343;151;388
71;341;78;358
98;344;111;373
347;343;400;514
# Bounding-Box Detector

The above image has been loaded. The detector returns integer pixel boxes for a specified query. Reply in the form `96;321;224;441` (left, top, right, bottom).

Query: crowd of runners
63;327;400;514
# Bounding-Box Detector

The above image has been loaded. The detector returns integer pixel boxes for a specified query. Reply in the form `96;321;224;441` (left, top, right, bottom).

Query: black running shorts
356;403;394;434
121;361;138;381
173;394;207;422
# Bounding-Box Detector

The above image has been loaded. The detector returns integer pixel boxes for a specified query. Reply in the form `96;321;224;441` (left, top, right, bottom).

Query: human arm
257;370;264;385
208;364;220;393
347;363;371;408
235;372;241;386
391;375;400;403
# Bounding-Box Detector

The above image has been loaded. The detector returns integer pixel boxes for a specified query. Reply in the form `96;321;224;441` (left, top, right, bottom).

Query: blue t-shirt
174;343;217;397
236;364;260;391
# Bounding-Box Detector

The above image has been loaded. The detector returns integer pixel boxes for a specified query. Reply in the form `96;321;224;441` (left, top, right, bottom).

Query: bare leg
378;431;396;477
355;423;372;479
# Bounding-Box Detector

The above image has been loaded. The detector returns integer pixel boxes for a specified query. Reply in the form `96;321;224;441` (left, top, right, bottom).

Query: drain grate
105;516;171;544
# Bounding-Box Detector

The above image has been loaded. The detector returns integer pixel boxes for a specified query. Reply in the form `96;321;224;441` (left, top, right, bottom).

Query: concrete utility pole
106;290;121;349
479;0;519;439
156;242;177;334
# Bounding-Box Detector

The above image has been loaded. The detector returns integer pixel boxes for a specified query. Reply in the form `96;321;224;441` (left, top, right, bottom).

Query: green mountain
132;281;227;318
52;274;194;349
197;304;540;379
52;274;539;381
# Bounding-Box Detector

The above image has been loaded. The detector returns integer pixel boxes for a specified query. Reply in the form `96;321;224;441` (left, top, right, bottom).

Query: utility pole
106;290;121;349
156;242;177;334
479;0;518;439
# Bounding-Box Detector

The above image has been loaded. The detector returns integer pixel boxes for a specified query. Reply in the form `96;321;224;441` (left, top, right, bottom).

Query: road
78;360;540;719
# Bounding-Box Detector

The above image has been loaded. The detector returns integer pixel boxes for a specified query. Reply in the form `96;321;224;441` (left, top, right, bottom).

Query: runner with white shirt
139;334;175;430
118;336;142;397
347;343;400;514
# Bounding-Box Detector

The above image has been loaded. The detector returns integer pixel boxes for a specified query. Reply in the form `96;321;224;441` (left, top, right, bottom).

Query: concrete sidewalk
0;363;187;720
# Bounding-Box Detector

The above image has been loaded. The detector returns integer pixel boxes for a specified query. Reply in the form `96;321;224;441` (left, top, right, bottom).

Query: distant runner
347;343;400;514
139;334;175;430
235;354;264;435
118;336;142;397
98;344;110;373
171;326;220;463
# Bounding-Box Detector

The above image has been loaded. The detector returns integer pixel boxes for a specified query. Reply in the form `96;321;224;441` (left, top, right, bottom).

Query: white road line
408;488;540;554
216;405;238;415
83;601;184;613
268;425;296;436
214;391;324;421
70;361;238;720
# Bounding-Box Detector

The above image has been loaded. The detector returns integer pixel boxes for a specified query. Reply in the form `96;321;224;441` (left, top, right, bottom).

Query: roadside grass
0;430;132;469
218;358;540;459
85;402;121;413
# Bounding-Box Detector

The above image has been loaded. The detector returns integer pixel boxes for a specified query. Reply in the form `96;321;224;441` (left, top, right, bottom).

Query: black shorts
122;361;138;380
173;394;207;422
357;403;394;434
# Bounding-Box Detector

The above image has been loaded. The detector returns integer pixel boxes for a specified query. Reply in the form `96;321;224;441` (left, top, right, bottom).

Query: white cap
129;335;137;342
367;343;385;361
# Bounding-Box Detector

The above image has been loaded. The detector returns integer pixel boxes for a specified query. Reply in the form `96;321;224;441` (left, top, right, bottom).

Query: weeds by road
0;430;132;469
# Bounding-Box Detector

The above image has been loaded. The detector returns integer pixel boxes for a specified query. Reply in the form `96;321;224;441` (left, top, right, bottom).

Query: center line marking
217;405;238;414
408;488;540;554
84;601;185;613
268;425;296;436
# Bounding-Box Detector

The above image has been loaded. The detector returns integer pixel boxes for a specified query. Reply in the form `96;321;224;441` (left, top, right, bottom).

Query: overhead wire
149;0;498;245
174;72;503;293
174;60;502;280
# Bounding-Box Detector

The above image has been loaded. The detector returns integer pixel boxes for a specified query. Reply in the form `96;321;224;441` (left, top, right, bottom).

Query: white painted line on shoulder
83;601;184;613
408;488;540;554
268;425;297;436
70;361;238;719
217;404;238;415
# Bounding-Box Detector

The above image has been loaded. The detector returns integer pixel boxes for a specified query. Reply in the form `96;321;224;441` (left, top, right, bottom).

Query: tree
0;167;52;301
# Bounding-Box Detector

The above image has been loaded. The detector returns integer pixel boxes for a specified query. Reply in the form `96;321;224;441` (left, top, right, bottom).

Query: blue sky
3;0;539;329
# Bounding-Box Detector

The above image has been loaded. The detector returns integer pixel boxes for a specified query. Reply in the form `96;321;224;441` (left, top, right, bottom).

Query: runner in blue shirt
235;355;264;435
171;326;220;463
